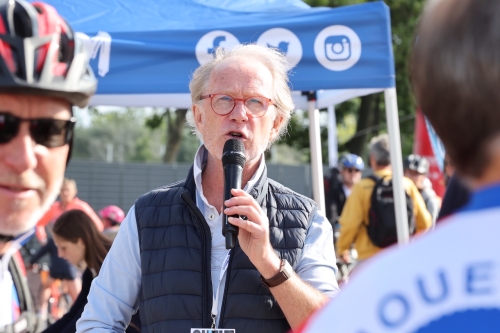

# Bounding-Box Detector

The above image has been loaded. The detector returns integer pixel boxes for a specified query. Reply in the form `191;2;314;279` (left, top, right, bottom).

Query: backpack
366;175;415;248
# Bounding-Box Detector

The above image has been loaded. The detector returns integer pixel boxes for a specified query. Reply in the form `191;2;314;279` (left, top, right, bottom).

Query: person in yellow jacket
337;134;432;265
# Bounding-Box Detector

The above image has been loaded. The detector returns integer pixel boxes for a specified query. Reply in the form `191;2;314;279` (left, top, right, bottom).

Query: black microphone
222;139;246;249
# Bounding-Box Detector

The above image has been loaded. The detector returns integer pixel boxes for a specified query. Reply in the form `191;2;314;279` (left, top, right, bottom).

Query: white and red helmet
99;205;125;225
0;0;97;107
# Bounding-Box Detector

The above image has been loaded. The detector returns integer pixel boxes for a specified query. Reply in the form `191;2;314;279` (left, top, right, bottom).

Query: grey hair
186;44;294;146
369;134;391;166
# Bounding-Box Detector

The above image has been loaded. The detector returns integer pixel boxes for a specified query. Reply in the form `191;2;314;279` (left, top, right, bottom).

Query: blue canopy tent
40;0;411;243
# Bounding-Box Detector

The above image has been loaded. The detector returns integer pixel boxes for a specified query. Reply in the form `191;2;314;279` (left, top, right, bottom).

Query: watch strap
261;259;292;288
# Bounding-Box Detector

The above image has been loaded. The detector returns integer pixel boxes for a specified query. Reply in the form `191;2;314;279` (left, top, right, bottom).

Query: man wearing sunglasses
326;153;364;232
403;154;441;225
0;1;97;331
78;44;338;333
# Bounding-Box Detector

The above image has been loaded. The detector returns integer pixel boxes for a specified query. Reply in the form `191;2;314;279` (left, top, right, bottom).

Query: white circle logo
256;28;303;69
195;31;240;65
314;25;361;71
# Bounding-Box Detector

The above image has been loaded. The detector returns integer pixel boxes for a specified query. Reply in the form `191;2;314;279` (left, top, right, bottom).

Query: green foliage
73;107;201;163
280;111;311;152
287;0;426;163
278;110;329;163
176;131;202;163
388;0;425;154
73;107;167;162
144;112;166;129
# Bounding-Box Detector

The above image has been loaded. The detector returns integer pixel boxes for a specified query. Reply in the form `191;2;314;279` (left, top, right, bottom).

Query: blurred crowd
20;178;128;332
324;134;468;283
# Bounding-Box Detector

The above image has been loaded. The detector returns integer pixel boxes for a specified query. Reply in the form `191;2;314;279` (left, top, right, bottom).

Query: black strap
0;234;14;242
366;174;384;183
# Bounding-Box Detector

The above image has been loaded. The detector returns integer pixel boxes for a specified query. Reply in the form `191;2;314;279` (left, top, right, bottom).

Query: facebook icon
195;30;240;65
208;36;226;54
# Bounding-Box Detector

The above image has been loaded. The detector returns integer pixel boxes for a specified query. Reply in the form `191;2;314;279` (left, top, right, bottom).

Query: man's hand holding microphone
221;139;281;279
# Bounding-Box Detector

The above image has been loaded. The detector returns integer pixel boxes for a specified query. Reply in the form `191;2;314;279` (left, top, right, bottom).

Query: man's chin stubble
1;180;61;236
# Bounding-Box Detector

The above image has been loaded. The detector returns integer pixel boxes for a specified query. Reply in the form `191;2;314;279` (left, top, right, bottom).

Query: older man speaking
77;44;339;333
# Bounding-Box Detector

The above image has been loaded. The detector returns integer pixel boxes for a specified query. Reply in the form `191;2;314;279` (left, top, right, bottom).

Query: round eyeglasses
200;94;275;118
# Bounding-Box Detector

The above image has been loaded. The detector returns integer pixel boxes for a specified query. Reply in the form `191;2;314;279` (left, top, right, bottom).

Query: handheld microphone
222;139;246;249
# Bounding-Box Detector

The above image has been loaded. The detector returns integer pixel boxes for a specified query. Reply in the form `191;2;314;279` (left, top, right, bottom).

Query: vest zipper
217;249;234;328
181;192;213;328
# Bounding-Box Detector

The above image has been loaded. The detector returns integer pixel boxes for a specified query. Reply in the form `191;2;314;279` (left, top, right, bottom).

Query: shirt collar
459;182;500;212
193;145;265;203
374;169;392;177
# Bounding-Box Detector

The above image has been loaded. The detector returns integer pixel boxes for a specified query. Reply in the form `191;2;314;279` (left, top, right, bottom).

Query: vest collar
184;163;269;205
183;165;197;202
249;165;269;205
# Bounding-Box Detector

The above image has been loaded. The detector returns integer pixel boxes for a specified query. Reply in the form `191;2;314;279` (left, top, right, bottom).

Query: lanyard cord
211;249;231;328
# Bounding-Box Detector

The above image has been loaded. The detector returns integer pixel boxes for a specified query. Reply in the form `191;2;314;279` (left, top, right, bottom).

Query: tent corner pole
327;105;338;169
384;87;410;245
305;91;326;214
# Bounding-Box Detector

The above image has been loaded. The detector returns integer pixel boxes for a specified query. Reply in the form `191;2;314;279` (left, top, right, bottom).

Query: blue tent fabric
39;0;395;95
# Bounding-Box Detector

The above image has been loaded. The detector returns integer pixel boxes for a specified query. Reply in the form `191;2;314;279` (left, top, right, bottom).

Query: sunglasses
0;112;75;148
345;168;361;173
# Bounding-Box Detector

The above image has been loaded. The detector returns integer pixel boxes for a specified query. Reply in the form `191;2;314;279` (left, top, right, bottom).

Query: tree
289;0;425;161
73;107;166;162
145;108;190;162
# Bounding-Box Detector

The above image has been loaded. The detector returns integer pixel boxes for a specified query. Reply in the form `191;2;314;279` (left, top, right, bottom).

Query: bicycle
31;263;72;326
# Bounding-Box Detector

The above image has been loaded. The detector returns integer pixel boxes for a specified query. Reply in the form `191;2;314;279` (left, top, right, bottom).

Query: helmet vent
13;9;33;38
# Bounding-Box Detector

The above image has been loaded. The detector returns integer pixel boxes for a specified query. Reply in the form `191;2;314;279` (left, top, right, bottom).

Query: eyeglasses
0;112;75;147
200;94;275;118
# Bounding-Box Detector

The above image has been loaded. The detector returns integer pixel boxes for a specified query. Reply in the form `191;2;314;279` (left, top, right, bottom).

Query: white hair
369;134;391;166
186;44;295;146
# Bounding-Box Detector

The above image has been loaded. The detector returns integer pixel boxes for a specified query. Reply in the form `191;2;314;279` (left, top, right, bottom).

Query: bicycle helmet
0;0;97;108
99;205;125;225
339;153;364;171
404;154;430;175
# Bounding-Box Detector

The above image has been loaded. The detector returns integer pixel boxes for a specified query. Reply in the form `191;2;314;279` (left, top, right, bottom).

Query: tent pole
327;105;338;169
384;88;409;245
306;92;326;213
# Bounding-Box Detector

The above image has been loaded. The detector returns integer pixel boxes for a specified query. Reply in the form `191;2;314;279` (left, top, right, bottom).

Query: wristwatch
261;259;293;288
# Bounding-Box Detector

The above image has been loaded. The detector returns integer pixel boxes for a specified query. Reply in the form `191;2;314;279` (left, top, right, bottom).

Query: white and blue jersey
300;184;500;333
0;228;35;327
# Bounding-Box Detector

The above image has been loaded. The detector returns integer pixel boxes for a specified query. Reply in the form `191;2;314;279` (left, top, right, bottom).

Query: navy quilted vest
135;165;317;333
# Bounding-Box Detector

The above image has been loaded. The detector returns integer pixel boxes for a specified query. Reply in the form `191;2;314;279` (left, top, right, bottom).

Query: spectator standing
325;154;364;232
29;236;80;323
403;154;441;225
437;154;471;221
33;179;102;323
46;209;141;333
37;179;103;234
336;134;432;265
99;205;125;241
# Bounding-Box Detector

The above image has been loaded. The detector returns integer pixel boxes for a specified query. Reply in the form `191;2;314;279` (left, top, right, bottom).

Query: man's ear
269;114;284;141
192;104;203;126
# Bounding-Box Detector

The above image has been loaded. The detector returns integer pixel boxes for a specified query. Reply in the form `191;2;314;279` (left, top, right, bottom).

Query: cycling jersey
0;230;37;333
299;184;500;333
